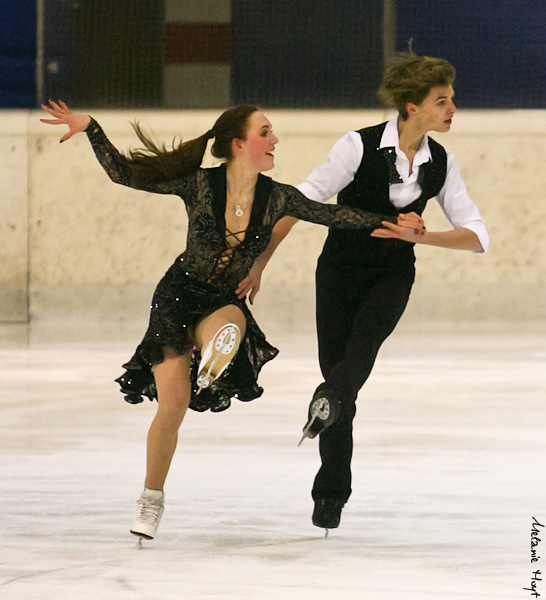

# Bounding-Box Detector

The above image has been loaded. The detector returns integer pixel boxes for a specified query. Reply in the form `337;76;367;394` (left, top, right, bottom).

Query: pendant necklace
228;184;255;218
234;193;252;217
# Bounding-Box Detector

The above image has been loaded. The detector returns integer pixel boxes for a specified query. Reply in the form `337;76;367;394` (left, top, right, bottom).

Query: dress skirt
115;259;279;413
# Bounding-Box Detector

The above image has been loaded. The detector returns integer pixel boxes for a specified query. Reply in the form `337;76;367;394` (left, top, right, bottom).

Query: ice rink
1;320;545;599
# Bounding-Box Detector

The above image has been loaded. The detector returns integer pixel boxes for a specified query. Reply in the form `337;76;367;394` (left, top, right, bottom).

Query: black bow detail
380;147;403;185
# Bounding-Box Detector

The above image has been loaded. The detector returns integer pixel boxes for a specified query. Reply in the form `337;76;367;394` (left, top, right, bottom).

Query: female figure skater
41;100;424;542
238;49;490;532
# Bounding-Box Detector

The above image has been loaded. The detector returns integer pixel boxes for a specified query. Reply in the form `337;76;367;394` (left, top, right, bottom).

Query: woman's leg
132;305;248;540
193;304;247;348
145;305;246;491
146;348;192;491
132;347;192;540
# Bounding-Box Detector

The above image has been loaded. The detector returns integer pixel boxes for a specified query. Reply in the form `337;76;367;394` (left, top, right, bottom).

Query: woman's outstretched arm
41;99;91;141
235;185;425;302
281;184;424;233
41;100;195;197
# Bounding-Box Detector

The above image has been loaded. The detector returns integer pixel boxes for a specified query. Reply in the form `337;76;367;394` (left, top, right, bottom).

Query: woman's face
237;111;278;172
410;84;457;133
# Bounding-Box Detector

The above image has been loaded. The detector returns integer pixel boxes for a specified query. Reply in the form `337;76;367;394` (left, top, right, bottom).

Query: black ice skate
312;498;345;535
298;387;342;446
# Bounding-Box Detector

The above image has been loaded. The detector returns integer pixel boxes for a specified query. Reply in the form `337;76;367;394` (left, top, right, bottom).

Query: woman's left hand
236;260;265;304
370;212;427;243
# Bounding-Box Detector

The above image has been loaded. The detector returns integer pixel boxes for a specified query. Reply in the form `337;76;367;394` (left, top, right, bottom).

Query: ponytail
124;104;259;187
126;123;211;187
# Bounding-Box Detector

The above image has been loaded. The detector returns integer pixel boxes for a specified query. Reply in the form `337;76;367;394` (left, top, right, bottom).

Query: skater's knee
156;394;190;428
153;352;192;423
194;305;246;347
219;304;246;334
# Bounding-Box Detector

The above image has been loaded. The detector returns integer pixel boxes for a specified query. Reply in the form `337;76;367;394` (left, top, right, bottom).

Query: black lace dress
85;119;396;412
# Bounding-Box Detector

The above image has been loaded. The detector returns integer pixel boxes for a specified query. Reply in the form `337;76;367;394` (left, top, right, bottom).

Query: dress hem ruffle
115;290;279;413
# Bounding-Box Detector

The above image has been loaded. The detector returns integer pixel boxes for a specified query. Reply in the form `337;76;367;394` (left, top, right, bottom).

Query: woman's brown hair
126;104;259;186
378;44;456;120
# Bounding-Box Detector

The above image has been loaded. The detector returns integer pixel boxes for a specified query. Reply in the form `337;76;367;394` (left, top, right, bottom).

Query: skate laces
136;496;163;525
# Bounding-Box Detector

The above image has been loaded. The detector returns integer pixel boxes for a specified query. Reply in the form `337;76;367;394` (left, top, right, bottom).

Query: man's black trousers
312;258;415;502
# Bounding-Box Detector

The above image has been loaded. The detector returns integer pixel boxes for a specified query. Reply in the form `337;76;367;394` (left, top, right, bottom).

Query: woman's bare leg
194;304;247;349
144;305;246;491
145;348;192;491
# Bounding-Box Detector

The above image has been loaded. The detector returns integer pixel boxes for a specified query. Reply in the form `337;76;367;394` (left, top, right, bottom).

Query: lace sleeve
85;118;196;198
280;184;396;231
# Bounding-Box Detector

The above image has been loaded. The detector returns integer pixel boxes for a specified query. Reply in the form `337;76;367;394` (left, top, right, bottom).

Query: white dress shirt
297;117;489;253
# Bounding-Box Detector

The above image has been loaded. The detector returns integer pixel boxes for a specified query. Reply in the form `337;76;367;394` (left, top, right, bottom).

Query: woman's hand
236;259;266;305
40;100;91;143
370;211;426;243
235;216;296;304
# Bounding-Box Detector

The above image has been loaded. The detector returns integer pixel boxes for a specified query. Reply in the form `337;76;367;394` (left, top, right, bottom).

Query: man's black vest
320;122;448;268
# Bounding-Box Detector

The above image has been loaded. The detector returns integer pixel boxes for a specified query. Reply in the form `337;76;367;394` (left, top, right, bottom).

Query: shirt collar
380;116;433;167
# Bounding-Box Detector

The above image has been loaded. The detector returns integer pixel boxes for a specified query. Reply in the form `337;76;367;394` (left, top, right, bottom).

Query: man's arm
371;222;484;252
372;151;489;254
418;227;484;252
433;151;489;253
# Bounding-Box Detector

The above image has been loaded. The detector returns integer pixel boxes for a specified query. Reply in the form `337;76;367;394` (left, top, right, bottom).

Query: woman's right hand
396;211;425;232
40;100;91;143
236;258;266;305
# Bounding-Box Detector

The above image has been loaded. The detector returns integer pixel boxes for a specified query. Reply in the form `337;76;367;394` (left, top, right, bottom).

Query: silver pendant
235;205;243;217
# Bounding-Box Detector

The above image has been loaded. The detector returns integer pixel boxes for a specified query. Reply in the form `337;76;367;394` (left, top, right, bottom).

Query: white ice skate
196;323;241;394
131;488;165;545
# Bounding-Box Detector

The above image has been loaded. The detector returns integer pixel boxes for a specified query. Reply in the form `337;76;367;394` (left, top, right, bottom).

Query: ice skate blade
298;418;318;445
298;401;326;446
131;530;153;543
298;429;313;446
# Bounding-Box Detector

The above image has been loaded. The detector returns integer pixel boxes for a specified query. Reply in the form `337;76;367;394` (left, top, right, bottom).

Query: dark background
1;0;544;109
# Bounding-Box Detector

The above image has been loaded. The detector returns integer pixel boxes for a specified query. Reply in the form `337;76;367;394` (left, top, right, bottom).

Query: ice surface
1;321;545;599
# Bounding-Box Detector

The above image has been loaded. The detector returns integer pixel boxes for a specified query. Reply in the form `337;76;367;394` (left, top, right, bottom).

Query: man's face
410;84;457;133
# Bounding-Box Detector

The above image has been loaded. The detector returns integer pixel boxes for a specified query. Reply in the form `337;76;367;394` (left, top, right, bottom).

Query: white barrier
2;109;545;326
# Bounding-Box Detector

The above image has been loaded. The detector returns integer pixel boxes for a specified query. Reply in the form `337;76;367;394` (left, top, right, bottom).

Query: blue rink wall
3;1;545;110
1;108;545;326
0;0;37;108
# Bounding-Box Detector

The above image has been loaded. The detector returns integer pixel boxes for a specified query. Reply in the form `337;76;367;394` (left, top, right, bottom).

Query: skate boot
298;386;342;446
196;323;241;395
312;498;345;535
130;488;165;543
